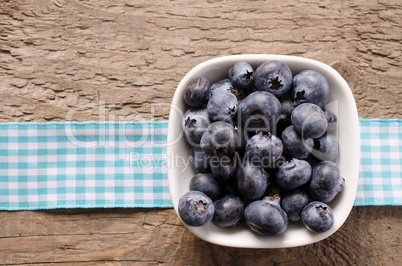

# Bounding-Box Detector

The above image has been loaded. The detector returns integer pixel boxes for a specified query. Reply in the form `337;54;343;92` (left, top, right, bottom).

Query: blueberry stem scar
268;76;283;91
195;200;208;212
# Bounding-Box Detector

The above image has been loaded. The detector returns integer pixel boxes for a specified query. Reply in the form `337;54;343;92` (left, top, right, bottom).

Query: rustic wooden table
0;0;401;264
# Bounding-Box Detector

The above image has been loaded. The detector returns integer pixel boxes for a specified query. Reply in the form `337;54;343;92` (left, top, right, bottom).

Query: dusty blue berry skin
291;70;330;108
189;173;221;200
229;61;254;89
183;77;210;107
312;134;339;161
200;121;238;158
244;197;288;236
210;79;233;95
178;191;215;227
291;103;328;139
281;189;310;222
236;160;269;200
301;201;334;233
182;108;211;145
308;161;345;203
189;146;211;173
254;60;293;98
207;92;238;122
210;156;237;182
323;108;337;133
212;194;244;228
245;131;283;166
276;159;312;190
239;91;282;130
281;125;314;159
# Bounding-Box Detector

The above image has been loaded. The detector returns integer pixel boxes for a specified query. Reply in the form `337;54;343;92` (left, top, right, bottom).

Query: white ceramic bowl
167;54;360;248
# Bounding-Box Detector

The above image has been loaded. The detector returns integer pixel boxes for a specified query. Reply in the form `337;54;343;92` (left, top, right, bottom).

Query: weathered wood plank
0;0;401;122
0;207;400;265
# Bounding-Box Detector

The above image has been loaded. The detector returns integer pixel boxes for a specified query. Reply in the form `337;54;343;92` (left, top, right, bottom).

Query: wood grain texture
0;207;401;265
0;0;401;265
0;0;401;122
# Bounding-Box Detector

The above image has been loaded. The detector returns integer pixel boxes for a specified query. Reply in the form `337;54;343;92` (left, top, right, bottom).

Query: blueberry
301;201;334;233
312;134;339;161
323;108;337;133
244;196;288;235
245;130;283;167
183;77;210;107
239;91;281;131
281;125;314;159
276;159;312;190
200;121;239;158
207;91;238;122
308;161;345;203
228;61;254;90
210;79;233;95
280;189;310;222
182;108;211;145
178;191;215;227
212;194;244;228
210;155;237;182
189;173;221;200
291;70;330;108
291;103;328;139
254;60;293;98
236;159;269;200
189;146;211;173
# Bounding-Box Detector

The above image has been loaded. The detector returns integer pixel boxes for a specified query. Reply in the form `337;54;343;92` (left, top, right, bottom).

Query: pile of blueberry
178;60;344;235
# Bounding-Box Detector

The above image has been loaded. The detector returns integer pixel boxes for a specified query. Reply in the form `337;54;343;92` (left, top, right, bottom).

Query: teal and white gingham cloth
355;119;401;206
0;121;171;210
0;119;400;210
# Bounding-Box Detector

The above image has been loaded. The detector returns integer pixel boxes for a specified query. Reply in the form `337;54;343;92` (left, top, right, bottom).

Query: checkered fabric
0;119;401;211
0;121;171;210
354;119;401;206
